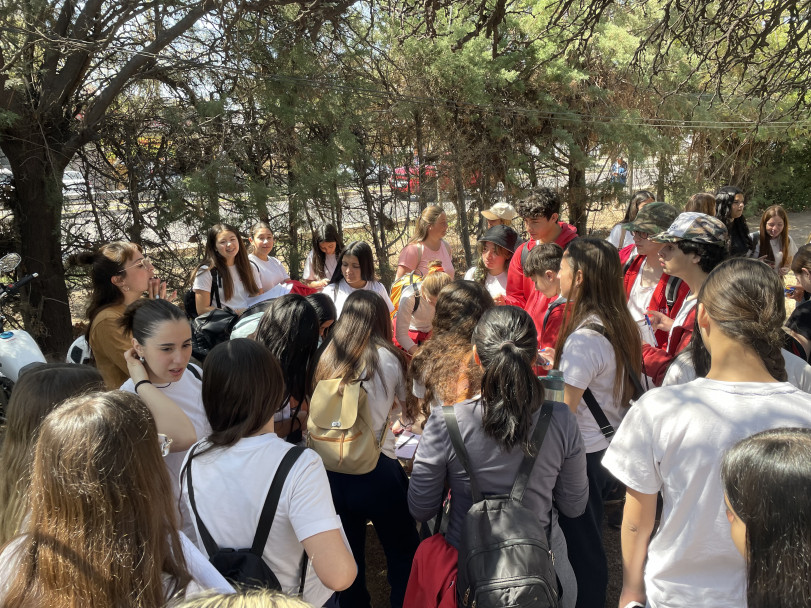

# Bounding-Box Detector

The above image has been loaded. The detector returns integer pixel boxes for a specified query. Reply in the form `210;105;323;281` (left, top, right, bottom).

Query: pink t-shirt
396;242;455;278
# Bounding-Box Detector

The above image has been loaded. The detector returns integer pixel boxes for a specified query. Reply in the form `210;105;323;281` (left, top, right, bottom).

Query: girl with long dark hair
550;237;642;608
722;427;811;608
324;240;392;317
252;294;320;441
191;223;262;315
715;186;754;257
302;224;343;289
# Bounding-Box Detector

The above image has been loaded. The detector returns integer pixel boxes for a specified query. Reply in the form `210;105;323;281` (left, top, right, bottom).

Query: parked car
388;162;480;199
389;164;438;199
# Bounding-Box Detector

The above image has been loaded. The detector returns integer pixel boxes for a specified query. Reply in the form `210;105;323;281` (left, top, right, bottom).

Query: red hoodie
506;222;577;338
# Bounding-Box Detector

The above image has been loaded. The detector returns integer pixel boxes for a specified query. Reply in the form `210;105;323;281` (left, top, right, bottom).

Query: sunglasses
120;255;152;273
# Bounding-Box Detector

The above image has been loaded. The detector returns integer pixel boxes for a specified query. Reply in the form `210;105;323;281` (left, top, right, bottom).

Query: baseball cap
481;202;518;221
649;212;728;245
622;202;679;235
478;225;522;253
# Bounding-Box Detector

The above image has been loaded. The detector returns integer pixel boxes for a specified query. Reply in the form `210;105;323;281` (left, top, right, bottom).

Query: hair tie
428;266;445;275
501;340;515;349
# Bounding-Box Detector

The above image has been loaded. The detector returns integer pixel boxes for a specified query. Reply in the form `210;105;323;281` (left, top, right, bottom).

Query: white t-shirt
750;232;798;269
663;347;811;392
249;253;289;291
364;347;407;458
602;378;811;608
666;295;696;350
627;265;657;323
607;223;635;249
303;250;337;281
325;279;394;318
394;283;435;351
559;317;626;453
193;264;262;311
0;532;233;599
181;435;346;607
463;267;508;300
121;365;209;541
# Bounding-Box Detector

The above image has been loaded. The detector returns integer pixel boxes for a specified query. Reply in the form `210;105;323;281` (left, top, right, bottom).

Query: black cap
478;225;522;253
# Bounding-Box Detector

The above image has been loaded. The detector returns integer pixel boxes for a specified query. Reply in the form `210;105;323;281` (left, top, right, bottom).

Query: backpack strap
579;323;644;438
542;298;565;333
582;322;644;399
210;268;222;309
184;444;306;559
582;388;615;439
410;273;421;314
185;444;223;557
251;446;307;555
185;363;202;381
510;402;554;503
442;405;483;501
665;274;682;310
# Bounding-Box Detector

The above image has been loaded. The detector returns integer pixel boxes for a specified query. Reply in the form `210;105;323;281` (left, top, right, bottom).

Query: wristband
134;379;152;393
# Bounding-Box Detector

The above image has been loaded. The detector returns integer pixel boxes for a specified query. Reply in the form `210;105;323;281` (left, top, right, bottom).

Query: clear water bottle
541;369;565;403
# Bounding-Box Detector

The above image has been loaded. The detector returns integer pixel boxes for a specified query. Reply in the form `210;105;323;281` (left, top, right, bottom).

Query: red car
389;164;479;198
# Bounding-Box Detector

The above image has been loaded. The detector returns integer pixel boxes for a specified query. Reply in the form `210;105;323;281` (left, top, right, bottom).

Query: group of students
0;187;809;608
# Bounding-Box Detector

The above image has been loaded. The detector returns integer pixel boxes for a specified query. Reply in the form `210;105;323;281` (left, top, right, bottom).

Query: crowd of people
0;187;810;608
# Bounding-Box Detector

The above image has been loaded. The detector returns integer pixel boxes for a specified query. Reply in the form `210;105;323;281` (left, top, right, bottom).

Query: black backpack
184;444;308;591
443;402;559;608
184;268;238;361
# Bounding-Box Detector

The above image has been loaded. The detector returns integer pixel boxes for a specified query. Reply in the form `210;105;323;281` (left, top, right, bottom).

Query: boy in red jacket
506;187;577;336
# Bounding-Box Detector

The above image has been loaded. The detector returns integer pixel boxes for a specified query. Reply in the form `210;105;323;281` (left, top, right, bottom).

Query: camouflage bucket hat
649;212;728;245
622;202;679;235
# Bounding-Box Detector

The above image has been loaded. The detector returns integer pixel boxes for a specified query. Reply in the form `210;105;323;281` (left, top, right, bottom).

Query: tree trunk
4;145;74;357
567;131;589;236
656;150;667;202
453;163;471;267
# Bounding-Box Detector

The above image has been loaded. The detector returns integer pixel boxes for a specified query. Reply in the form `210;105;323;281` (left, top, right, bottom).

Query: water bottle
541;369;565;403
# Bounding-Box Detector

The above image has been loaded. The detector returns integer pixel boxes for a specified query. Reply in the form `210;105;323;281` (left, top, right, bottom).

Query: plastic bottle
541;369;565;403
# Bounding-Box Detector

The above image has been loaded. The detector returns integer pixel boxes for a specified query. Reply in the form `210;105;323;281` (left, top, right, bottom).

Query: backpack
390;270;423;320
186;268;238;361
307;374;387;474
444;402;559;608
184;444;308;591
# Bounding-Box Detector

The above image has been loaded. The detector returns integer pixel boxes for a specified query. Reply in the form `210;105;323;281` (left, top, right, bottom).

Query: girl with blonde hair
395;205;455;280
0;391;231;606
0;364;104;546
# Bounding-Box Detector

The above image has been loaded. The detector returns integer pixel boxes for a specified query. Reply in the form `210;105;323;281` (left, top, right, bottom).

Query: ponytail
699;257;787;381
473;306;544;455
